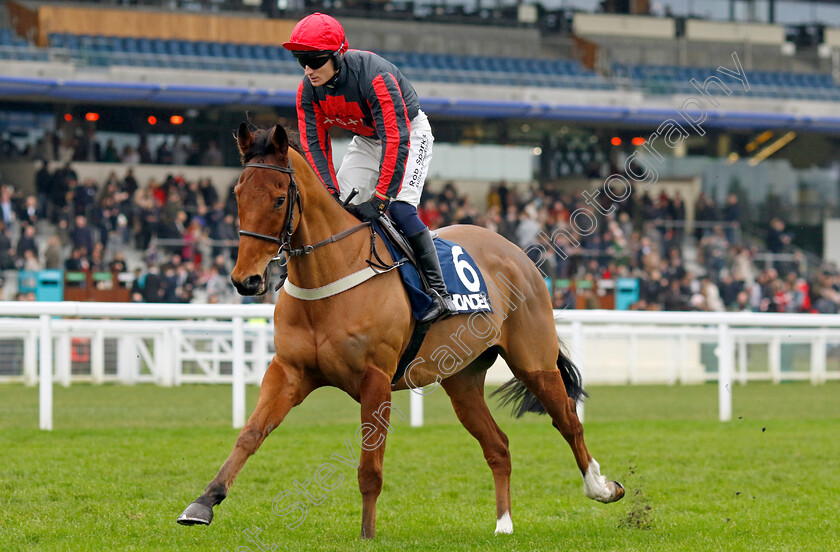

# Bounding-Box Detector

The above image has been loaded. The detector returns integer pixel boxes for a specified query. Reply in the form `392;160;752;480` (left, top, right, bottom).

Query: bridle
237;162;306;257
237;161;370;259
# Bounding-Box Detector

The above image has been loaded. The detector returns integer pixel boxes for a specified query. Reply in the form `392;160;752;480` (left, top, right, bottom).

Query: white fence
0;302;272;431
2;303;840;430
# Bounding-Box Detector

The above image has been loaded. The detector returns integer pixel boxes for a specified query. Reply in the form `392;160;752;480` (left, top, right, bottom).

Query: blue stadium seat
222;43;238;58
249;44;267;60
161;39;178;55
48;32;65;48
137;37;153;53
234;43;249;58
194;41;211;57
277;46;294;60
210;42;225;58
90;35;111;53
151;39;167;55
62;34;78;50
265;45;282;60
176;40;193;57
122;37;139;53
418;54;435;69
485;57;503;72
613;61;840;99
101;36;117;52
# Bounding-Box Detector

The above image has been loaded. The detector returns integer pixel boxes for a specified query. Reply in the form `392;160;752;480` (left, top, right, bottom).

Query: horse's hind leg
441;362;513;535
177;357;318;526
504;343;624;504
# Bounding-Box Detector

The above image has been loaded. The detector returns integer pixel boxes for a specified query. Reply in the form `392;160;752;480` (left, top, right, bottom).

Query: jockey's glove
347;194;390;221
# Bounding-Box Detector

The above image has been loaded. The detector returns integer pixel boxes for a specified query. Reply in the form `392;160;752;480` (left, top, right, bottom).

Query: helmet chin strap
325;50;344;87
325;64;342;87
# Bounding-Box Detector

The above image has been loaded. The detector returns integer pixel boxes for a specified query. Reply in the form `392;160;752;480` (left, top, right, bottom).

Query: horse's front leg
357;368;392;539
177;357;318;525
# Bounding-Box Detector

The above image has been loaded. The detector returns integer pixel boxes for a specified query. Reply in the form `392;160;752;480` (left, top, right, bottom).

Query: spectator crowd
2;157;839;313
417;181;837;314
2;160;242;304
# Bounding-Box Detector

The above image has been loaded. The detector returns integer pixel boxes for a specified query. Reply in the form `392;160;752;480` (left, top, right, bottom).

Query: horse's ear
270;124;289;156
236;122;253;156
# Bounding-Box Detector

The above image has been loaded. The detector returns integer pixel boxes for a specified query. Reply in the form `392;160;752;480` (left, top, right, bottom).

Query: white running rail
2;303;839;429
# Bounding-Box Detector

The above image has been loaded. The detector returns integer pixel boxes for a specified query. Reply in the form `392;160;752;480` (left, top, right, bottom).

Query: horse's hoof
494;512;513;535
608;481;625;502
177;502;213;526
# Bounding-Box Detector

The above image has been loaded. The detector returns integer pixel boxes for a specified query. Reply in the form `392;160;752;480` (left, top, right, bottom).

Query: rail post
717;323;733;422
811;332;826;385
410;389;423;428
39;314;53;431
55;332;71;388
91;329;105;385
24;328;37;386
232;316;246;429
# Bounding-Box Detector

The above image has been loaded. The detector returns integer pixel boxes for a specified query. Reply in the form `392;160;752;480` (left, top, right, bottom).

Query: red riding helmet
282;13;349;55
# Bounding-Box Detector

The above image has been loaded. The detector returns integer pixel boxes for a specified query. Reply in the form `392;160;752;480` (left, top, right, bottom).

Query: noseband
237;161;371;259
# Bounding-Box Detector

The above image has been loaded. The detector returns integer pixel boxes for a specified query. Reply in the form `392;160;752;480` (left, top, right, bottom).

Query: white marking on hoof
582;458;613;503
494;512;513;535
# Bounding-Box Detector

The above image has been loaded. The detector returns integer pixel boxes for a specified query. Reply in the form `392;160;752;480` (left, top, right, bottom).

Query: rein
237;162;370;258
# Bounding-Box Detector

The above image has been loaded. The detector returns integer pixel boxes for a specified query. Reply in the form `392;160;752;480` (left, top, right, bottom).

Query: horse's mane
237;124;304;165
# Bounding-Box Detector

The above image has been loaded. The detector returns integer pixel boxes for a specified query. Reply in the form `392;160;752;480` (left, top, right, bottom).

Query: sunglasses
296;55;331;70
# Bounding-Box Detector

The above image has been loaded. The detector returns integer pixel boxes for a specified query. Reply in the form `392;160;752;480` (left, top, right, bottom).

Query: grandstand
2;0;840;314
40;32;612;89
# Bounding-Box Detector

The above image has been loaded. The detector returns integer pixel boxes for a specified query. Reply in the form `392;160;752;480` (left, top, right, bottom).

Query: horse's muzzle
231;274;265;296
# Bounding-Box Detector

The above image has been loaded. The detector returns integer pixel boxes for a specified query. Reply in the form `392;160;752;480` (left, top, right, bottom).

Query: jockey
283;12;457;325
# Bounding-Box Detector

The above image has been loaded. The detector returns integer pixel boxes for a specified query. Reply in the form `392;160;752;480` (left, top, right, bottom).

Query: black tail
491;341;588;418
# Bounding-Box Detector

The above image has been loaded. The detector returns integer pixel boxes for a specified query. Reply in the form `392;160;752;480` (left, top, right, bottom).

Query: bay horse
177;123;624;538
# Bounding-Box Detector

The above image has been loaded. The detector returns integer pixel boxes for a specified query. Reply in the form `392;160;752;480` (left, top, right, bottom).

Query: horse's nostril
244;275;262;290
231;274;263;296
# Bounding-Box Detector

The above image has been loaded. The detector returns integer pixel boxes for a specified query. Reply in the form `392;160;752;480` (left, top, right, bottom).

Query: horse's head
230;123;297;296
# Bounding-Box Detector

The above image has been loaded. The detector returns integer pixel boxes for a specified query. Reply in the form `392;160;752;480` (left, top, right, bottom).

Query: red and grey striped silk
296;49;419;199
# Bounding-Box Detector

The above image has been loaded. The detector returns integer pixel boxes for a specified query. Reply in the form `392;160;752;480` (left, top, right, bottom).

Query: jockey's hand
347;194;390;221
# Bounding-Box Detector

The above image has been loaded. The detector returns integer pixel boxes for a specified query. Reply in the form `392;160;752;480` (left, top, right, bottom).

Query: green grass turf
1;382;839;551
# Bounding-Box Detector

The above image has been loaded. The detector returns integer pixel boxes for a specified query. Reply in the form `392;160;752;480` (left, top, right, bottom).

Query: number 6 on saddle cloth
370;217;493;320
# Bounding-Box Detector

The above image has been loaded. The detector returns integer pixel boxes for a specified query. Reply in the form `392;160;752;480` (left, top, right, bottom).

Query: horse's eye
274;196;286;210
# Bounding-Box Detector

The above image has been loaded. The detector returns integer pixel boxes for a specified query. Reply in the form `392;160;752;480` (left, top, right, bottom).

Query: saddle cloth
372;219;493;320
